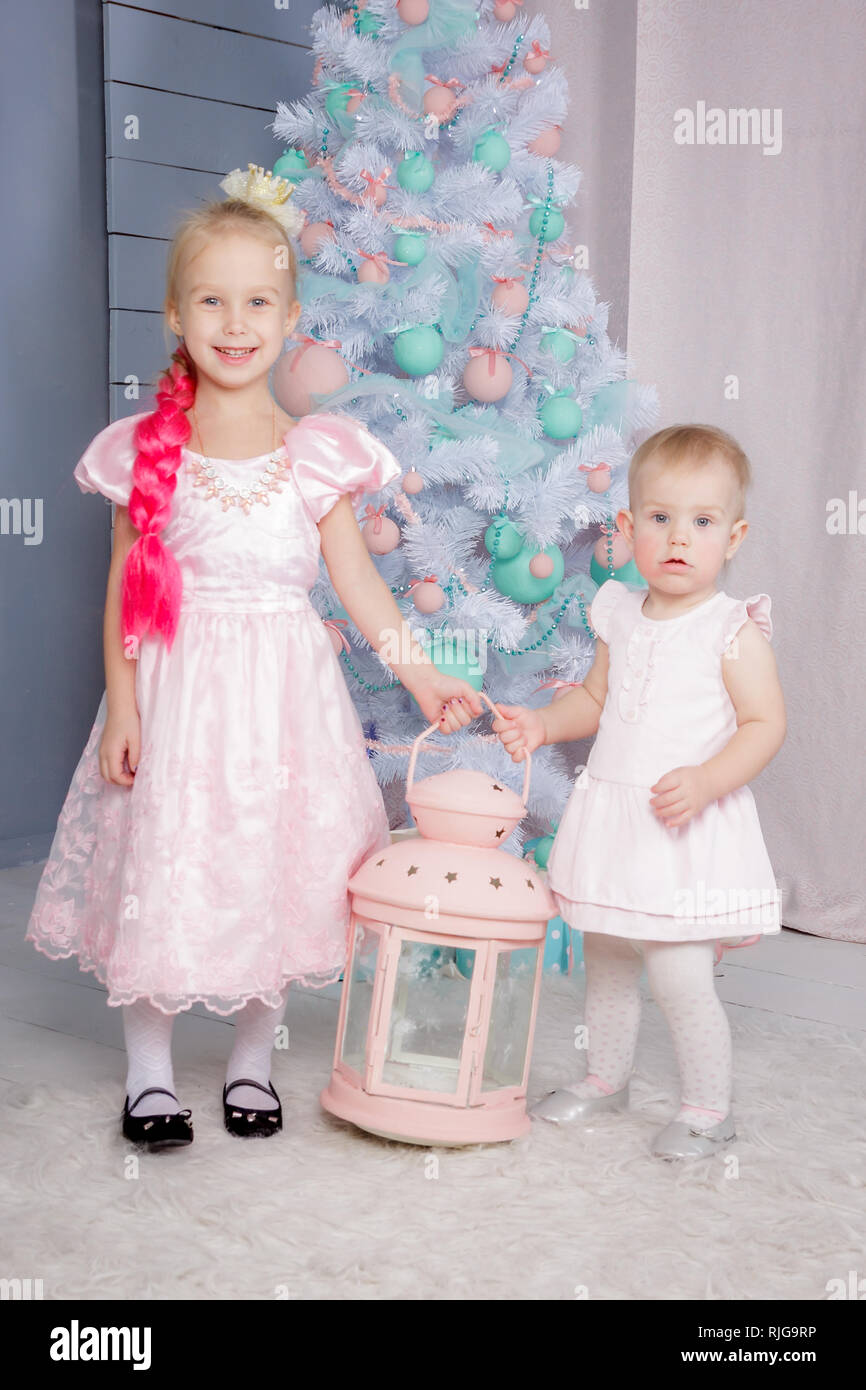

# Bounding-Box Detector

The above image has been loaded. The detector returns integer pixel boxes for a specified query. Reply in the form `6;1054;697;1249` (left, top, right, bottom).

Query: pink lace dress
546;579;782;949
25;411;402;1015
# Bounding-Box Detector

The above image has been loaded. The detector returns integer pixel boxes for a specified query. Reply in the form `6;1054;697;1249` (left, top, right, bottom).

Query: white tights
565;932;733;1129
122;991;289;1117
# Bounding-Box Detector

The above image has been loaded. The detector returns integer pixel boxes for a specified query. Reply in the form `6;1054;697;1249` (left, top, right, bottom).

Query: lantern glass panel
481;947;538;1091
340;918;381;1075
382;938;475;1092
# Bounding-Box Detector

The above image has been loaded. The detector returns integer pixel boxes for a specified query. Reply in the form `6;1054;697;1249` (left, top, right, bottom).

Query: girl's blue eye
695;516;712;527
652;513;668;524
200;297;269;306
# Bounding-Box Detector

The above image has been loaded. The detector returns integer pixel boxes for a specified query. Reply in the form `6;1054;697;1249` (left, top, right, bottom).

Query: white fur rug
3;976;863;1301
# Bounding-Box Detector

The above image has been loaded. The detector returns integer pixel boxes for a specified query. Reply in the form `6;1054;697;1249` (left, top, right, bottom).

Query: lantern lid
407;768;526;819
348;837;555;926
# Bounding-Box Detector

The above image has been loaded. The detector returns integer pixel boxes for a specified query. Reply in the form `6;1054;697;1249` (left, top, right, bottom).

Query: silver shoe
530;1081;630;1124
651;1112;736;1159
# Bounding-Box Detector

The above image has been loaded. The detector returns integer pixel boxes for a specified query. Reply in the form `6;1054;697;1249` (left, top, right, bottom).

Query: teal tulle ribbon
388;0;479;108
581;379;643;434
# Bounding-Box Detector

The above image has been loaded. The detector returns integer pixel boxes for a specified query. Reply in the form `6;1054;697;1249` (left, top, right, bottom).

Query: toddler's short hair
628;424;752;519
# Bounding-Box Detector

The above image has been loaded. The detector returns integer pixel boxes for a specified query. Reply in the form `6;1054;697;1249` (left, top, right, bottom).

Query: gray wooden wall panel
104;0;317;404
106;82;279;173
120;0;323;42
104;4;312;105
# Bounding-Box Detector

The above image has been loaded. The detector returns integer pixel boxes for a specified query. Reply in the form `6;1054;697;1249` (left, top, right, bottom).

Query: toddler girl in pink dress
493;424;786;1159
26;177;482;1149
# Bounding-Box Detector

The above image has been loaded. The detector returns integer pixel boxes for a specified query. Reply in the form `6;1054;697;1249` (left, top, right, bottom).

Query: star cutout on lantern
525;879;535;891
495;827;505;838
489;877;502;889
407;865;419;876
445;871;458;882
375;859;385;867
492;784;504;792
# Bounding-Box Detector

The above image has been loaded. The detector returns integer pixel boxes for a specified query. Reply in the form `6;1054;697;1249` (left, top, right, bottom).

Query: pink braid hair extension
121;345;196;652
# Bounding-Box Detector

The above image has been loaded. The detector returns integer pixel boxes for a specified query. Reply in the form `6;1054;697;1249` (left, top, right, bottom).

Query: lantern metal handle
406;691;532;807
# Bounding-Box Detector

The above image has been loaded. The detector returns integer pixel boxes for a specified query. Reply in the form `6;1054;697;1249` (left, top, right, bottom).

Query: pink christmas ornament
493;0;523;20
580;462;611;493
409;576;445;613
535;677;583;703
491;275;529;315
529;125;562;157
396;0;429;23
272;338;349;417
401;469;424;495
463;347;513;402
528;552;554;580
299;220;335;258
523;41;550;75
361;504;401;555
359;167;391;206
423;75;462;121
357;250;393;284
594;529;632;570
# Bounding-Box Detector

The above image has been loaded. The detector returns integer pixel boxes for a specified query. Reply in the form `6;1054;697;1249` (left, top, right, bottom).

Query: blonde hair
628;424;752;519
123;198;298;651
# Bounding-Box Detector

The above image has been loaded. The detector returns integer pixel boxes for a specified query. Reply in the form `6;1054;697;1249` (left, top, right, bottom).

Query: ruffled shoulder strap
286;412;402;525
73;413;148;506
589;578;633;643
720;592;773;653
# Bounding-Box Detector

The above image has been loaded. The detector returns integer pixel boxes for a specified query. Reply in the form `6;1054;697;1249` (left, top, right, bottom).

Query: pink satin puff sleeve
722;593;773;649
73;413;145;506
287;413;403;525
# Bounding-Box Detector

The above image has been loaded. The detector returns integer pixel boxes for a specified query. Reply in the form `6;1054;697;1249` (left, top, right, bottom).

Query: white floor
2;858;865;1300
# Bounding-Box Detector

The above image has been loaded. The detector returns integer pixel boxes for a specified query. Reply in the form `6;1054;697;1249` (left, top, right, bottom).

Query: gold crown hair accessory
219;163;305;237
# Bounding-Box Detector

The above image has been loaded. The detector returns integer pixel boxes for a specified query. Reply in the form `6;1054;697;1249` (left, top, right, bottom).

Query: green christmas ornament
273;148;310;181
540;328;577;364
491;544;564;604
484;516;523;561
392;230;428;266
409;630;484;716
393;324;444;376
397;152;435;192
473;127;511;172
356;9;383;34
529;206;565;242
529;832;556;870
539;393;583;440
324;83;356;121
590;554;645;588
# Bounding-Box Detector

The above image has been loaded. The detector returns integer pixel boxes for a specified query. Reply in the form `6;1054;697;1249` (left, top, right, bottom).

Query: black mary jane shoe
122;1087;194;1150
222;1077;283;1138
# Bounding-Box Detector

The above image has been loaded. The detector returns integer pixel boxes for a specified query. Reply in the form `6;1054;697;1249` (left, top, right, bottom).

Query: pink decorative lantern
320;695;555;1145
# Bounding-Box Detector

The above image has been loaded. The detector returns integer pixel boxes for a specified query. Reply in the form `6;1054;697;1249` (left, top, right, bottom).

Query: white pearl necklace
186;402;293;515
186;449;292;514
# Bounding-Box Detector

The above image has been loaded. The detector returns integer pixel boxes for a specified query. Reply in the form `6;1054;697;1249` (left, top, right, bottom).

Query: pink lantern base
321;1068;530;1146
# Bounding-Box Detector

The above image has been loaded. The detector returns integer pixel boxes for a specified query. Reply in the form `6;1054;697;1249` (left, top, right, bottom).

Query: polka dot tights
565;932;733;1129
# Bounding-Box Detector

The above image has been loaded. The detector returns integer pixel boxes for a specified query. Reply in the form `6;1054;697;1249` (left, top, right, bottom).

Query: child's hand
409;669;485;733
491;703;546;763
99;708;141;786
649;765;711;828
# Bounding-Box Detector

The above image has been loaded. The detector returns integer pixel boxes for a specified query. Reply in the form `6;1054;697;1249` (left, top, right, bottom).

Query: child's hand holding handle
491;703;546;763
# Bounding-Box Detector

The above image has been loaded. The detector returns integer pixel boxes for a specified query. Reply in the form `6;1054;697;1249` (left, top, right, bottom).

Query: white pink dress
26;411;402;1015
546;579;781;947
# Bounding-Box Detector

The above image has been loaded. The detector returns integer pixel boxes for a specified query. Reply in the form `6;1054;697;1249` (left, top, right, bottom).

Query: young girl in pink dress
26;172;482;1149
493;424;786;1160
